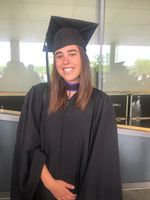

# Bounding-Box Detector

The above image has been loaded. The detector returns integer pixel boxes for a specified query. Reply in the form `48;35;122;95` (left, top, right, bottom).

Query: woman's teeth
63;68;73;72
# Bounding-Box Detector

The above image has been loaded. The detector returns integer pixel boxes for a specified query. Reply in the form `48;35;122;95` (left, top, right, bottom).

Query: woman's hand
41;164;76;200
49;179;76;200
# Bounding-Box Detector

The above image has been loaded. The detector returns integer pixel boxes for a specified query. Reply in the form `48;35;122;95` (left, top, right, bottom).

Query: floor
123;188;150;200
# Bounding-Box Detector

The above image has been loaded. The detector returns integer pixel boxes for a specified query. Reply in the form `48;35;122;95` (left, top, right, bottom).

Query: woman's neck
66;90;77;99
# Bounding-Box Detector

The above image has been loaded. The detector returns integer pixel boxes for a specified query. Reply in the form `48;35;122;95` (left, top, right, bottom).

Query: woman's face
54;45;81;84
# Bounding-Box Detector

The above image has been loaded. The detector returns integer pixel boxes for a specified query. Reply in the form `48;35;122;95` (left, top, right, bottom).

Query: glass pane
116;45;150;92
87;44;110;87
0;43;47;93
20;42;47;86
0;42;11;91
104;0;150;93
104;0;150;128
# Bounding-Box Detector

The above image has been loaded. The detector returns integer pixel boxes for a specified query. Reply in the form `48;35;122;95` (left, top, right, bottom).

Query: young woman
11;16;122;200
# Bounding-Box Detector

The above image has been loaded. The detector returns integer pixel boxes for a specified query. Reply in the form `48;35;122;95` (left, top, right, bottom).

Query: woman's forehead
54;45;79;54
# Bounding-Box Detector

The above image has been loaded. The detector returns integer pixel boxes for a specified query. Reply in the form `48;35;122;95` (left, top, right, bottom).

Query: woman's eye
55;55;63;59
70;53;76;56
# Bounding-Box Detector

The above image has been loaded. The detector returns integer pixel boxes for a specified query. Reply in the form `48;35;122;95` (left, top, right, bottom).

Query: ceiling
105;0;150;46
0;0;150;46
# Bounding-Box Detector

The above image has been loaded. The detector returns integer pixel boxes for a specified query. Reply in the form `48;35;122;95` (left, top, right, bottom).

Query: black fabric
43;16;98;52
11;83;122;200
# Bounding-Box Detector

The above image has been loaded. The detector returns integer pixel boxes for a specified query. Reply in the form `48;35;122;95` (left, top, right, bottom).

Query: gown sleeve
78;91;122;200
10;84;47;200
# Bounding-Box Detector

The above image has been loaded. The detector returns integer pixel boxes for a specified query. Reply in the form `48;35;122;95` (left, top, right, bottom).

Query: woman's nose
63;55;69;64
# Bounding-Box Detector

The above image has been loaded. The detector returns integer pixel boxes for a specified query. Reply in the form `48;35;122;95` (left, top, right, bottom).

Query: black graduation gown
11;83;122;200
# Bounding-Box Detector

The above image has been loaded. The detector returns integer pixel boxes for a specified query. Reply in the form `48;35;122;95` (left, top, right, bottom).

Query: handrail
0;92;26;96
117;124;150;133
0;109;20;116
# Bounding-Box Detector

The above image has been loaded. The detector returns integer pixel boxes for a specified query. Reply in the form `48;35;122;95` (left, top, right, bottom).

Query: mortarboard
43;16;98;52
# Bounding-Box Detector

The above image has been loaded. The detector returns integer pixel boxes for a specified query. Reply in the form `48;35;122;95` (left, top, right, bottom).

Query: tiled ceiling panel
24;4;74;20
47;5;74;17
105;0;150;45
114;9;150;25
73;6;97;21
0;19;36;41
22;0;76;4
0;2;28;19
75;0;96;6
23;4;54;20
128;0;150;10
106;0;131;9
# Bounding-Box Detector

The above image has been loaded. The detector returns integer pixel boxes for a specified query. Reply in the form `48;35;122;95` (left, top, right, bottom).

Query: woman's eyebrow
55;49;78;55
67;49;78;53
54;51;63;56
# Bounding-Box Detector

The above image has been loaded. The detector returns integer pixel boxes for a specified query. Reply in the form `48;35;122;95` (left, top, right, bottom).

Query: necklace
64;82;80;91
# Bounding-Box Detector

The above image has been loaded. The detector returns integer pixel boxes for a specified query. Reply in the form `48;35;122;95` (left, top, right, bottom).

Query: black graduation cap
43;16;98;52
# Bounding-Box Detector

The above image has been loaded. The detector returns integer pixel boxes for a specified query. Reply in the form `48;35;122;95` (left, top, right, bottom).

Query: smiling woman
11;16;122;200
54;45;81;84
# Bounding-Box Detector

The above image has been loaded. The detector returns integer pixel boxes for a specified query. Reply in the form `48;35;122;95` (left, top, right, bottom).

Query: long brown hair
48;45;93;113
